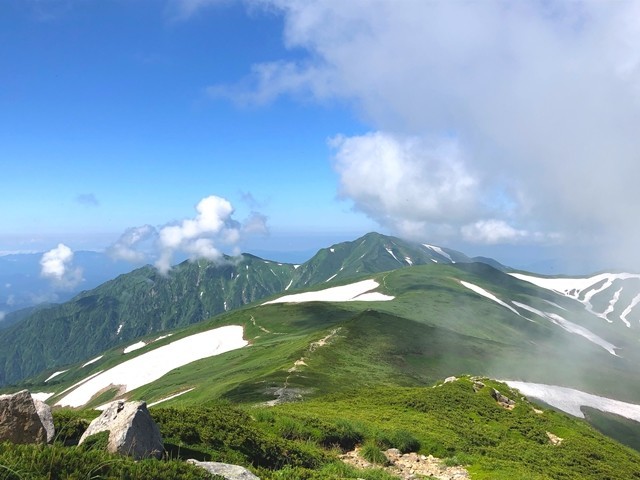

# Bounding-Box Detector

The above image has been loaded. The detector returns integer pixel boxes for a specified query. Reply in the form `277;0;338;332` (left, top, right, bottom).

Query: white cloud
107;225;157;263
39;243;83;289
460;219;558;245
212;0;640;265
155;195;239;273
332;131;478;240
108;195;268;275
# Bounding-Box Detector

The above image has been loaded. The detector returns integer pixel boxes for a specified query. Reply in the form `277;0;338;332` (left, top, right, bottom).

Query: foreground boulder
187;460;260;480
79;401;163;459
0;390;53;444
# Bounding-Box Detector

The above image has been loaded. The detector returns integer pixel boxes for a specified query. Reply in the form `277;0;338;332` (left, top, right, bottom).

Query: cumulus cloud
212;0;640;266
332;132;479;240
40;243;83;289
107;225;157;263
107;195;268;274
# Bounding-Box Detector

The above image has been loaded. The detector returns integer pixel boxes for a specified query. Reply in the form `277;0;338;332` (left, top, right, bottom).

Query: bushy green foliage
0;442;216;480
152;404;327;469
51;408;97;446
270;379;640;479
360;441;389;466
79;431;109;452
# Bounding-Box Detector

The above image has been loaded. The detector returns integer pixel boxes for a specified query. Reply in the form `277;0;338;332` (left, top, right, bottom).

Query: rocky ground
341;447;469;480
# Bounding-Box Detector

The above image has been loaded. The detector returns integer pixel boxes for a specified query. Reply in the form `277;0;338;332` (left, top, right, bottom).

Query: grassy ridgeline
4;378;637;480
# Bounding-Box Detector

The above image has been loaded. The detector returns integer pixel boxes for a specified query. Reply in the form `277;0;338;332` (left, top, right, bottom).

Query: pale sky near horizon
3;0;640;274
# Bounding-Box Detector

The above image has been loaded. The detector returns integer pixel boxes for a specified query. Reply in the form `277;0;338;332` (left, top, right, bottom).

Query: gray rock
33;398;55;443
79;400;163;459
187;460;260;480
0;390;49;444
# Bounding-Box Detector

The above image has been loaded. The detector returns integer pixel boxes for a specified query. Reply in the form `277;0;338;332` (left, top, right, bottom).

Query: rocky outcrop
79;401;163;459
546;431;563;445
0;390;52;444
491;388;515;409
33;398;55;443
187;460;260;480
341;447;469;480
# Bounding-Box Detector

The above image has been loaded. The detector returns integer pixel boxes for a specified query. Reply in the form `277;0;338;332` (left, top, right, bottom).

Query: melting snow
148;388;195;407
31;392;54;402
45;370;68;383
263;279;394;304
123;341;146;354
116;324;123;335
155;334;172;342
294;265;300;269
56;325;248;408
505;381;640;421
385;247;401;263
621;293;640;328
512;302;617;355
81;356;103;368
460;281;520;316
326;273;338;283
57;370;104;396
424;244;455;263
405;256;413;266
510;272;640;325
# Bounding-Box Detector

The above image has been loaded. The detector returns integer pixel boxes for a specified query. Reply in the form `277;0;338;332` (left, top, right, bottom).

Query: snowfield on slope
460;281;520;316
262;279;394;304
505;381;640;421
510;272;640;325
56;325;248;408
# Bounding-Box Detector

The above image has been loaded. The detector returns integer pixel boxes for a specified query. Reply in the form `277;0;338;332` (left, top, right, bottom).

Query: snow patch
459;281;520;316
81;356;103;368
31;392;54;402
512;302;617;355
505;381;640;421
263;279;394;304
148;388;195;407
510;272;640;325
56;325;248;408
123;341;146;354
404;256;413;266
424;244;455;263
330;248;335;253
326;273;338;283
621;293;640;328
385;247;401;263
116;324;123;335
45;370;68;383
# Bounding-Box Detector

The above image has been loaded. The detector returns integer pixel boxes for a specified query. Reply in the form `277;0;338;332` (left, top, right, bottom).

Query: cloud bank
108;195;268;274
40;243;84;289
208;0;640;267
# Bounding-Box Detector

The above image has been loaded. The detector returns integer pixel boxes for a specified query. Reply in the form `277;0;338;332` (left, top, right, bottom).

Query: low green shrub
79;431;109;452
360;441;389;466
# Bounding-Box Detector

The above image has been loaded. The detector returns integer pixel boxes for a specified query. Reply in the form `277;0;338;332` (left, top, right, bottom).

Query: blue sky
3;0;640;274
1;1;373;256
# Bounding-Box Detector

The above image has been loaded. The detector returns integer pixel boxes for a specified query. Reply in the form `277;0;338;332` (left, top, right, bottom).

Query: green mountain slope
27;261;640;412
289;231;473;288
0;233;478;387
0;254;295;386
